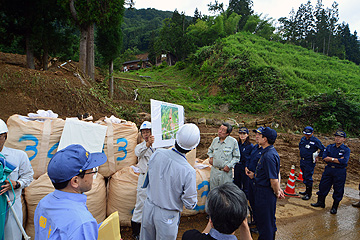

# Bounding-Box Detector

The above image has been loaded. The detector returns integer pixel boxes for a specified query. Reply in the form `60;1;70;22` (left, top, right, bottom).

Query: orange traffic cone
296;169;304;182
284;165;299;197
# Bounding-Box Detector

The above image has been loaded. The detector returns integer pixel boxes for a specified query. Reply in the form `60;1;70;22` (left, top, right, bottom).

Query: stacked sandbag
24;173;54;239
182;159;211;216
107;166;138;227
5;115;65;178
84;173;107;223
97;118;139;177
24;173;106;239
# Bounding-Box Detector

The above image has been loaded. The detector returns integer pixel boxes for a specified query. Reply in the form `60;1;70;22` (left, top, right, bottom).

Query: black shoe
330;207;337;214
311;201;325;208
302;194;311;200
132;234;139;240
131;221;141;239
330;201;339;214
299;190;307;195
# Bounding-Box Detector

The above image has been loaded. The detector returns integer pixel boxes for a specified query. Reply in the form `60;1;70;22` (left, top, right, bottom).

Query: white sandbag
25;173;106;239
181;159;211;216
107;167;138;227
97;119;139;177
5;114;65;179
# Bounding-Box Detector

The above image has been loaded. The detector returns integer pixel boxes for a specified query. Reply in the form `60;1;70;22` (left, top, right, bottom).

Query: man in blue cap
245;126;264;234
311;130;350;214
254;127;284;240
34;144;107;240
298;126;325;200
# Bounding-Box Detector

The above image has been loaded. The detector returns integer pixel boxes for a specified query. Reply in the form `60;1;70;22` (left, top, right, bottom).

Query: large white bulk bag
5;115;65;178
107;167;138;227
97;119;138;177
181;159;211;216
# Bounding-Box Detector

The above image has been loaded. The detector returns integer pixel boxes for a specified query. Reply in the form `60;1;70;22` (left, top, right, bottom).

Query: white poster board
151;99;184;148
58;118;108;153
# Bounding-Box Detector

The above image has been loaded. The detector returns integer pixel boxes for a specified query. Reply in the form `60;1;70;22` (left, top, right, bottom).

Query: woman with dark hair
234;127;253;197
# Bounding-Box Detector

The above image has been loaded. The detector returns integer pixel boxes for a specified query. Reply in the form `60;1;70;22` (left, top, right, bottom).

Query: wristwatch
14;181;20;189
331;158;334;162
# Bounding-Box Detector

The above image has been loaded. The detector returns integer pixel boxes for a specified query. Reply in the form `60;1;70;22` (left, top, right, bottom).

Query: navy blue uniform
317;143;350;202
234;142;253;197
254;145;280;240
299;136;325;187
247;144;262;225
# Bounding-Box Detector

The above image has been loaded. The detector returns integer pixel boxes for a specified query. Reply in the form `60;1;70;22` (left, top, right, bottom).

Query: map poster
151;99;184;148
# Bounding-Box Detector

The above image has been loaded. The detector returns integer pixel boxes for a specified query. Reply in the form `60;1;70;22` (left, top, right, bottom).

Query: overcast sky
133;0;359;35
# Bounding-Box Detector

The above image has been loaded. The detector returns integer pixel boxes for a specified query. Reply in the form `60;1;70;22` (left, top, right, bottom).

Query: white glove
313;151;319;163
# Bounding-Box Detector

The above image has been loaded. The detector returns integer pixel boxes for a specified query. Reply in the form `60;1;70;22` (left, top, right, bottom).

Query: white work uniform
1;147;34;240
140;148;197;240
208;136;240;190
132;141;155;223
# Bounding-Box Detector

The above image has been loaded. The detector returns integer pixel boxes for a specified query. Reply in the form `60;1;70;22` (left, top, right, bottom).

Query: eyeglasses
84;167;98;179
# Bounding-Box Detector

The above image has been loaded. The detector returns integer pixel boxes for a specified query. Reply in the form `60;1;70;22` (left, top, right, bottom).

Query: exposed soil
1;52;359;239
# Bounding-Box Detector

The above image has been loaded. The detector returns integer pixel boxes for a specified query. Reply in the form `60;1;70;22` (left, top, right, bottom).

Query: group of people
0;116;359;240
208;123;284;240
206;123;354;239
296;126;352;215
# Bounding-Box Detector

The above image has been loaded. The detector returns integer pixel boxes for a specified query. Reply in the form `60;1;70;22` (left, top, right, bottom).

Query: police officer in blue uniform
245;127;263;234
298;126;325;200
311;130;351;214
234;127;253;197
254;127;284;240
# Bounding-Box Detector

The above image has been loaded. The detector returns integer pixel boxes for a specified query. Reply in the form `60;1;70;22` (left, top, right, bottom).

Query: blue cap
253;126;264;134
261;127;277;142
48;144;107;183
334;130;346;138
303;126;314;135
238;127;249;134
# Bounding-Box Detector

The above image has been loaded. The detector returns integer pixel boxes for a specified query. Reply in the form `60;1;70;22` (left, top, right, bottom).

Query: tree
193;8;202;23
154;10;193;62
208;0;224;14
227;0;254;30
67;0;126;80
278;9;297;43
0;0;77;69
243;14;276;40
339;24;360;64
96;1;125;98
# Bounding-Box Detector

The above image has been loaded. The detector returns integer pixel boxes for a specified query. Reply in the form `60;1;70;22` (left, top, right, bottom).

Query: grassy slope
114;31;360;134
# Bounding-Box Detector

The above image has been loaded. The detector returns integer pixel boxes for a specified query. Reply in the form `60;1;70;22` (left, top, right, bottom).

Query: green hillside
117;32;360;135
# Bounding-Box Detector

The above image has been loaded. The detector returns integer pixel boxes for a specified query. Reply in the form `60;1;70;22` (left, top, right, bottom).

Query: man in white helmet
131;121;155;240
0;119;34;240
140;123;200;240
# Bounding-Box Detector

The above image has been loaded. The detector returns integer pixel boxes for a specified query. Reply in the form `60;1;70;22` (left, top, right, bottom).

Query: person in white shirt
131;121;155;240
0;119;34;240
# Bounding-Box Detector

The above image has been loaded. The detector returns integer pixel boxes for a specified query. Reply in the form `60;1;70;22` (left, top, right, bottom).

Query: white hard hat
0;119;8;134
176;123;200;151
140;121;152;130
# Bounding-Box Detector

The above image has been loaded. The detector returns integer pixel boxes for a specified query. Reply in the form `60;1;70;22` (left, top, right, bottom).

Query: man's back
147;148;197;211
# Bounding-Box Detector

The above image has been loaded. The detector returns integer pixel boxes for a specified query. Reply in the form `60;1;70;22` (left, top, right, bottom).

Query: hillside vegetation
120;32;360;135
